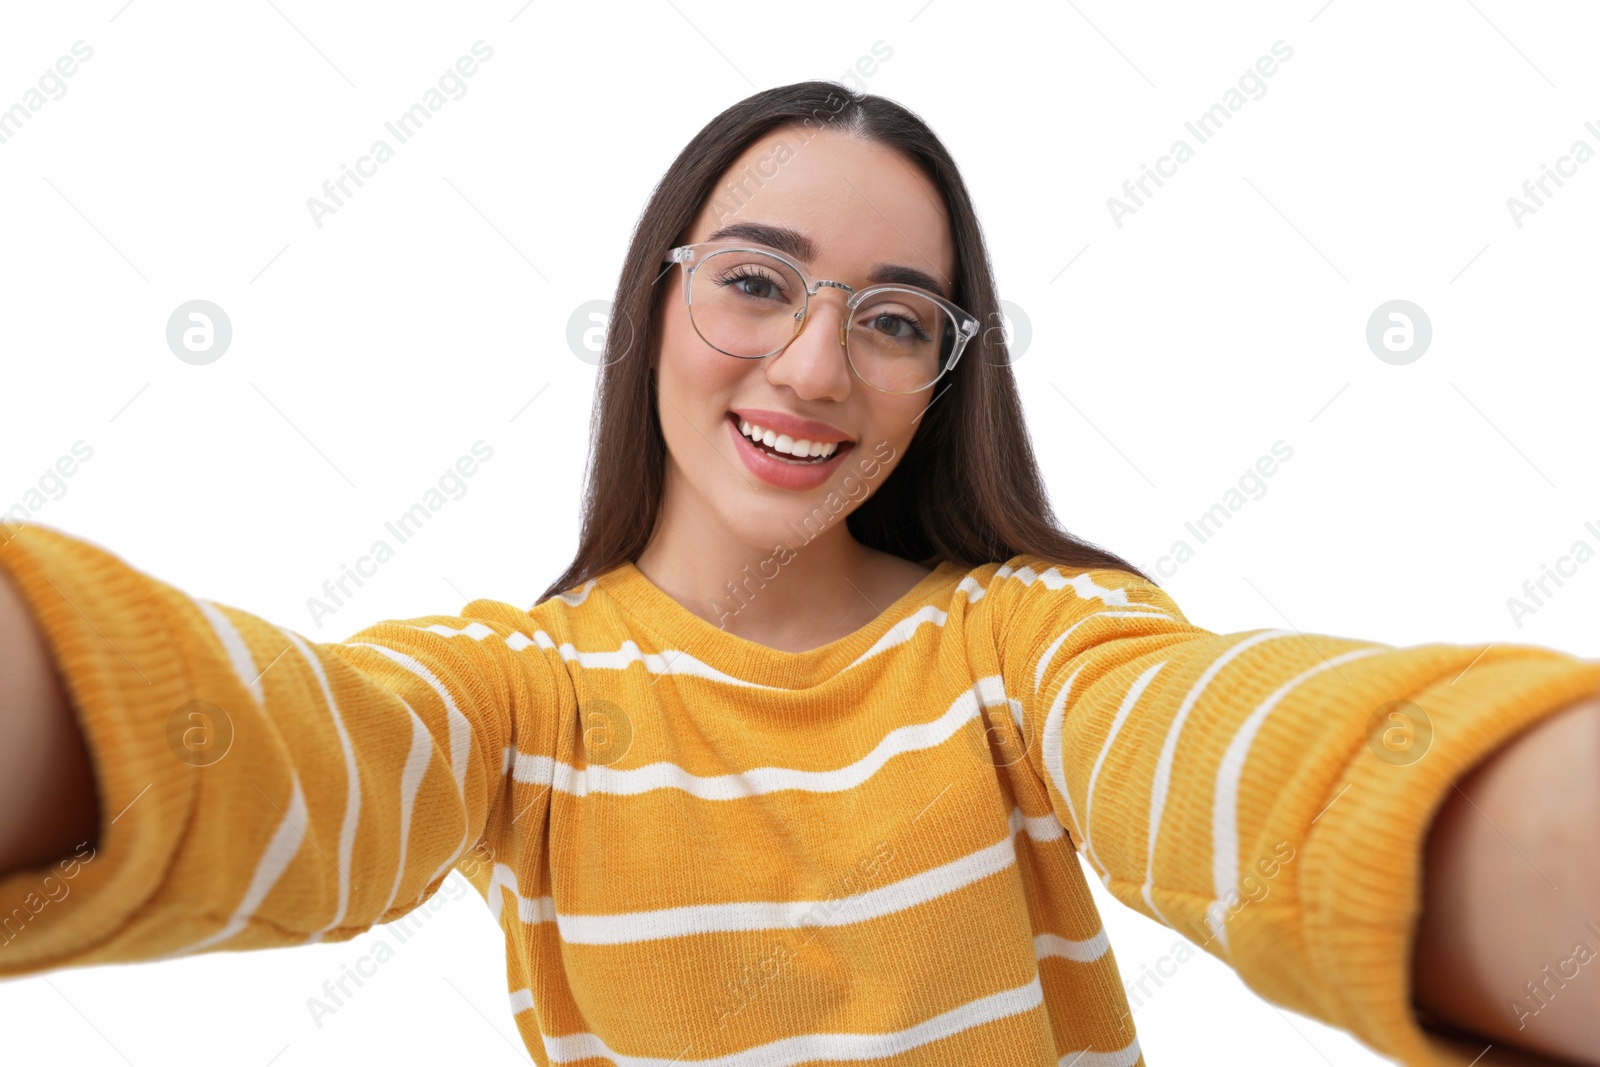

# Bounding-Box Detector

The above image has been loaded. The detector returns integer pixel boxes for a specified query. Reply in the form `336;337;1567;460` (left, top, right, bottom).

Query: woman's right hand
0;550;101;879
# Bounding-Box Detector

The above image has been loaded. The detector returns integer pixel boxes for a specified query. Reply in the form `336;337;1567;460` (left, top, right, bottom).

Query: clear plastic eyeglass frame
661;240;980;395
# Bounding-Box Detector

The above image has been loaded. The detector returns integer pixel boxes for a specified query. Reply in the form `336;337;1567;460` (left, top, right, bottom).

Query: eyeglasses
660;240;979;395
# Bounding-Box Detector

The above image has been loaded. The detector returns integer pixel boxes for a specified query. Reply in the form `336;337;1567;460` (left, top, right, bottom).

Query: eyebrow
704;221;951;300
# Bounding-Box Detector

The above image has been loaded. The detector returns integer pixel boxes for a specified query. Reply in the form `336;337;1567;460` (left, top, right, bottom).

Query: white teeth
735;418;842;459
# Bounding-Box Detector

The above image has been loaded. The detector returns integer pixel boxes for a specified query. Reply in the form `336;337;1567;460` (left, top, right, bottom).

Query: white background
3;1;1598;1064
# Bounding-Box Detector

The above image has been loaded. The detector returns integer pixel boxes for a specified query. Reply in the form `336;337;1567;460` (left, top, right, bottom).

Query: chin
712;495;830;553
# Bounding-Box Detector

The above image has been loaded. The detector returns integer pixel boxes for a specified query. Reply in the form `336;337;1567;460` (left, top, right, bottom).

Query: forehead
690;126;955;289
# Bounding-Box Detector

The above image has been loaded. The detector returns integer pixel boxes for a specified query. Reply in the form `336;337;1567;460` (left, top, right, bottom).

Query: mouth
725;411;856;490
727;412;855;464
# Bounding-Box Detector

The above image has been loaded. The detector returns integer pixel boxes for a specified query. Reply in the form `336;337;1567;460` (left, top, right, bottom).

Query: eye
864;310;932;344
717;266;786;302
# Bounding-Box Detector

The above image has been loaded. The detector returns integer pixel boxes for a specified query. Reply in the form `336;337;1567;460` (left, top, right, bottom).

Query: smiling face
649;125;958;556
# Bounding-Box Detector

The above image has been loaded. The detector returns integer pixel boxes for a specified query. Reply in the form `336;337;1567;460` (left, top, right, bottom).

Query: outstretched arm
985;556;1600;1067
0;521;566;976
1412;693;1600;1064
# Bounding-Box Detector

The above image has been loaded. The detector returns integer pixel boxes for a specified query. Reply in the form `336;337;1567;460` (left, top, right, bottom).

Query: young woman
2;81;1597;1067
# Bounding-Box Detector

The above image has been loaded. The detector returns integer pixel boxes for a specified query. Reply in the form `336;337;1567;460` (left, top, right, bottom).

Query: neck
635;466;892;645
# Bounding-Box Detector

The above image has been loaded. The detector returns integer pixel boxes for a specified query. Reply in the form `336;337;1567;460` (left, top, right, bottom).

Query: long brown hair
538;80;1151;603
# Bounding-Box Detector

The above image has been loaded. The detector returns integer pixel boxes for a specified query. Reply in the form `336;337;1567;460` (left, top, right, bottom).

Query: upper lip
729;408;855;445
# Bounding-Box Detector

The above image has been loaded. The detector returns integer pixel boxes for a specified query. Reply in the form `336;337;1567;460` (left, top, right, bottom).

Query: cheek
661;299;738;383
872;398;925;462
656;303;746;449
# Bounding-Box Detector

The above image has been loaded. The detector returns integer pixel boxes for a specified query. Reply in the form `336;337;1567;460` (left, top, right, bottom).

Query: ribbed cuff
0;522;196;976
1300;645;1600;1066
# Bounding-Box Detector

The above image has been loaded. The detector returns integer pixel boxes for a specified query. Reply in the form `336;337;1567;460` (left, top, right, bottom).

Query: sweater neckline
594;557;965;689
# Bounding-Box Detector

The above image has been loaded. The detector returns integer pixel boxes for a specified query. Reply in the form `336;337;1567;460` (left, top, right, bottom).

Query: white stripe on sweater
1032;610;1176;693
1081;661;1166;884
534;975;1044;1065
1139;631;1291;929
834;575;996;670
558;580;596;606
550;635;783;689
194;597;265;706
1057;1036;1142;1067
418;623;782;690
346;641;473;797
995;564;1149;611
157;774;310;958
1034;929;1110;963
557;832;1016;945
381;700;436;915
1017;807;1066;843
281;629;363;937
503;679;1008;799
344;640;477;904
1041;663;1089;846
487;805;1057;941
843;604;948;671
1207;643;1388;954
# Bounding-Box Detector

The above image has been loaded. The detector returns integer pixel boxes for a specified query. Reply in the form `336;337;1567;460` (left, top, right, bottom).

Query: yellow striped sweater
1;522;1596;1066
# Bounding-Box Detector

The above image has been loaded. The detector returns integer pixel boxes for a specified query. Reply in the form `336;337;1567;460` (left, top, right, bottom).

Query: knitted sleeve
0;522;562;975
993;556;1600;1067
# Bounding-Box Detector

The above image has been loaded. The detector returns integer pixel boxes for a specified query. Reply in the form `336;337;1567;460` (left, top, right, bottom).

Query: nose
763;289;854;402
